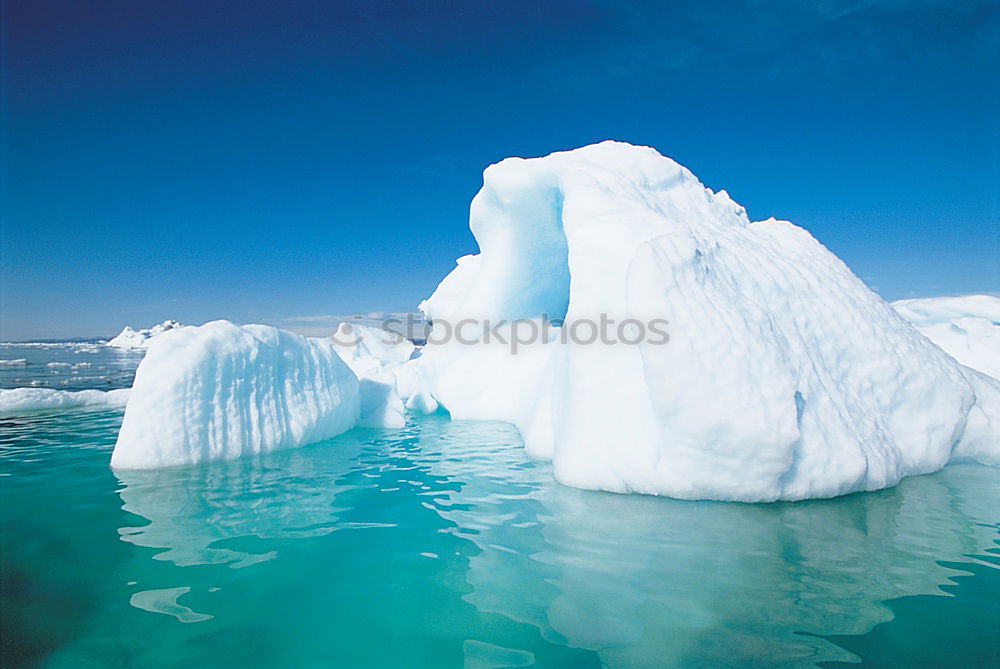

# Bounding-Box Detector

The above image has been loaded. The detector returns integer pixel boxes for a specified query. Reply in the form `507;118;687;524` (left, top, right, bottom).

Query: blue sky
2;0;998;340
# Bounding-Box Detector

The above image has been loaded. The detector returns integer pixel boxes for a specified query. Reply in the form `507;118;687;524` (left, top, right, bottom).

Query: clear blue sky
2;0;998;340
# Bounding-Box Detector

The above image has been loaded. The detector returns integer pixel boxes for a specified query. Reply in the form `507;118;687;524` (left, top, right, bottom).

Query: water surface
0;342;143;392
1;374;998;667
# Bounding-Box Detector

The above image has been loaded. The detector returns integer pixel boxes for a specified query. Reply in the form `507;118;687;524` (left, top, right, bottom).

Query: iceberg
111;321;360;469
106;319;184;349
892;295;1000;380
0;387;130;417
331;321;415;374
410;141;1000;501
331;322;414;428
330;321;438;416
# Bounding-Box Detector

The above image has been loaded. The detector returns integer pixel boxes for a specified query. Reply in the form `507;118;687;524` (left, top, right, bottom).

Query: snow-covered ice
111;322;360;469
106;320;184;349
892;295;1000;380
331;322;415;373
0;387;130;417
331;322;414;428
410;141;1000;501
102;142;999;500
330;322;438;416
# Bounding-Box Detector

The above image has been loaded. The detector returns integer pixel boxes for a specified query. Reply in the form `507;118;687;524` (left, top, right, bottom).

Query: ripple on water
1;409;997;668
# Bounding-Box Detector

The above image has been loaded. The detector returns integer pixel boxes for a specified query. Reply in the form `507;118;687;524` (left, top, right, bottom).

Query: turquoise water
1;351;999;667
0;343;143;392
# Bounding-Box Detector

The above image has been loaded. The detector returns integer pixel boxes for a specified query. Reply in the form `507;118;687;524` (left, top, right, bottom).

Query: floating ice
893;295;1000;380
411;141;1000;501
111;321;360;469
0;387;130;417
331;322;415;374
331;322;414;428
106;319;184;349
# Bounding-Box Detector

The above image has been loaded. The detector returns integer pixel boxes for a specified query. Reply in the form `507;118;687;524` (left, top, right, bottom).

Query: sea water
0;342;143;392
1;347;998;667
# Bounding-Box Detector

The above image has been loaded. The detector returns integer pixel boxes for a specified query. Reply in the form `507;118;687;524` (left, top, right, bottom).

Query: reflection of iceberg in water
110;419;601;666
115;432;373;569
129;586;213;623
108;412;998;665
413;417;1000;666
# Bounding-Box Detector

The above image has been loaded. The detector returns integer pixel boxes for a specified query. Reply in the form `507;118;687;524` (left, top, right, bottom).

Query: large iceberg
408;141;1000;501
107;320;184;349
111;322;360;469
892;295;1000;380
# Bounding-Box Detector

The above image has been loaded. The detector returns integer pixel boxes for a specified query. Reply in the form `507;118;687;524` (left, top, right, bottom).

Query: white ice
0;387;130;417
893;295;1000;380
111;321;360;469
106;319;184;349
409;141;1000;501
330;322;414;428
103;142;999;500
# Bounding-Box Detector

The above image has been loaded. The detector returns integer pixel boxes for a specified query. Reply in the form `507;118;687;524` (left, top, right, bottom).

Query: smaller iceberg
0;387;130;417
893;295;1000;380
111;322;360;469
106;320;184;349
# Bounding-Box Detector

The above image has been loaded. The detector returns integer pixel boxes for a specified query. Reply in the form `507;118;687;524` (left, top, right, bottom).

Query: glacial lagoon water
1;346;998;667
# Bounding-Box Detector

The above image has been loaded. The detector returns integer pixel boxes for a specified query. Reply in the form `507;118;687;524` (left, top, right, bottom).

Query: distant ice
106;320;184;349
893;295;1000;380
331;322;414;428
0;387;129;417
